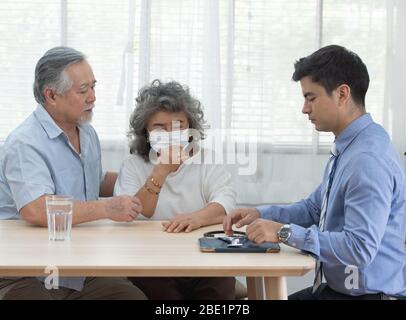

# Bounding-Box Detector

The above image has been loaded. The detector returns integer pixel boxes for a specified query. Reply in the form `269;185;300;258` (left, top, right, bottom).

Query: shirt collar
335;113;373;155
33;104;64;140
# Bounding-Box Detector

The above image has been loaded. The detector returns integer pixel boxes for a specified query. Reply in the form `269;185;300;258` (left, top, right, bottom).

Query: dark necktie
312;143;339;293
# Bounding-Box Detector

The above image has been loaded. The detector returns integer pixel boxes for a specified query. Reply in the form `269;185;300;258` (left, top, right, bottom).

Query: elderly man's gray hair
33;46;86;105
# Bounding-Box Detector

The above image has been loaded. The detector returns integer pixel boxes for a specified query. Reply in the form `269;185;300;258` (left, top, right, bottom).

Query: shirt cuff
286;223;308;249
287;224;320;259
15;184;54;211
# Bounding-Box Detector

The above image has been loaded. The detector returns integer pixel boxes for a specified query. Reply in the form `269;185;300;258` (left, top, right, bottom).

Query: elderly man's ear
43;88;57;106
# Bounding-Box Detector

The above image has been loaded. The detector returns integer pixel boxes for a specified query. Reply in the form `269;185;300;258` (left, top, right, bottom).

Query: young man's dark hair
292;45;370;108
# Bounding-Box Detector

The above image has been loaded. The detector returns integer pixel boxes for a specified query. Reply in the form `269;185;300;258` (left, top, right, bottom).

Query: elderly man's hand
104;195;142;222
246;219;283;243
162;213;201;233
223;208;260;236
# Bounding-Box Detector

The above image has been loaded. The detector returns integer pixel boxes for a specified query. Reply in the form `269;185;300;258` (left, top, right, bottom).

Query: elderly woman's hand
162;213;202;233
154;145;188;177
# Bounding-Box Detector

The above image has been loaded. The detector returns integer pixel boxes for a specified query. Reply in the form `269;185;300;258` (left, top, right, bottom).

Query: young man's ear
336;84;351;106
43;88;57;106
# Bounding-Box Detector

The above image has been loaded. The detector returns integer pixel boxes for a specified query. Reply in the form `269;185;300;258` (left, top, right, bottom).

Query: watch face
279;225;291;242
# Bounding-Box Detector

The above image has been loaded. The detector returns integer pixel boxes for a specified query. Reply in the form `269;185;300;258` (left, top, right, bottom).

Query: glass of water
46;195;73;241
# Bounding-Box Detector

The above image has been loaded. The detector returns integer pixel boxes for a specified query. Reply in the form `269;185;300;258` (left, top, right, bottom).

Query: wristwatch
277;224;292;243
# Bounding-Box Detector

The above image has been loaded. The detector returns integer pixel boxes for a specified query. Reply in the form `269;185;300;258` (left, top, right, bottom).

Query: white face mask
148;129;190;152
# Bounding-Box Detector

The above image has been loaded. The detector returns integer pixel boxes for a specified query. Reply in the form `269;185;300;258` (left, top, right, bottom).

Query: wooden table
0;220;314;299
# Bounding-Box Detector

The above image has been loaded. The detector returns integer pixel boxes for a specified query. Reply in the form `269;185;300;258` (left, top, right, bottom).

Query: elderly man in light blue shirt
0;47;146;300
224;45;406;299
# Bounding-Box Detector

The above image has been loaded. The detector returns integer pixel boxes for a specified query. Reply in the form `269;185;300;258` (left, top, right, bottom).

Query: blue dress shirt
0;104;103;291
257;114;406;297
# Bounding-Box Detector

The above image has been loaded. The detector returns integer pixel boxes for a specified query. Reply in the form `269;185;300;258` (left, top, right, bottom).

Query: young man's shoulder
355;122;393;154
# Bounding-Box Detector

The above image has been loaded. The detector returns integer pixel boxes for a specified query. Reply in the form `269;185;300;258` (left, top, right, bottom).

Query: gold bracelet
150;176;161;189
144;184;159;195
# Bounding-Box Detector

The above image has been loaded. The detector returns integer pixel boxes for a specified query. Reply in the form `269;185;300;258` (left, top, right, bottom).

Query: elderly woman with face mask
114;79;236;300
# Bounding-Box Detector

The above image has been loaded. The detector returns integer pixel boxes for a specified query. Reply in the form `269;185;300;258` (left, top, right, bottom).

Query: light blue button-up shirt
258;114;406;297
0;104;103;291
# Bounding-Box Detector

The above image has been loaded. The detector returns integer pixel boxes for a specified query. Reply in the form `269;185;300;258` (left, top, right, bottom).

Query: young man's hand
223;208;260;236
246;219;284;243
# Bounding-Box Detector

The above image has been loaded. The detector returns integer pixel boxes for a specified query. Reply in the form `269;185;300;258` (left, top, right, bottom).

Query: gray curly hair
129;79;207;161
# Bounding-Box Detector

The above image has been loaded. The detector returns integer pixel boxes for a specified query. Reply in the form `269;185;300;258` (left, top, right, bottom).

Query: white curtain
127;0;394;205
0;0;404;205
385;0;406;168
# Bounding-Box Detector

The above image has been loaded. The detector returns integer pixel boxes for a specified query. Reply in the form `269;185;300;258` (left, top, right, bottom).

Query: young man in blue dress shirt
224;45;406;300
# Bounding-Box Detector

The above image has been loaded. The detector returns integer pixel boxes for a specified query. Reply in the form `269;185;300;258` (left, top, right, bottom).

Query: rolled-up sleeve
4;142;54;211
